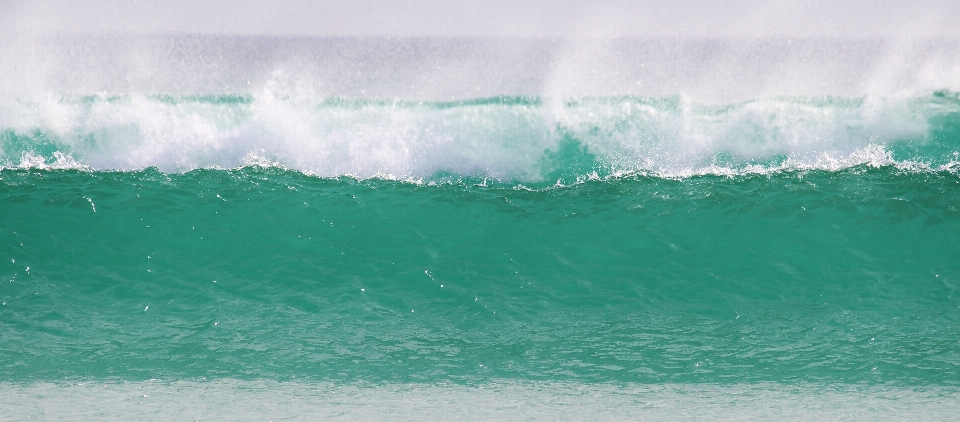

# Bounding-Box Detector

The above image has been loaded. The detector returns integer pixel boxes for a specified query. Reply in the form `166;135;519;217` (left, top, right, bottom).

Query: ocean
1;37;959;420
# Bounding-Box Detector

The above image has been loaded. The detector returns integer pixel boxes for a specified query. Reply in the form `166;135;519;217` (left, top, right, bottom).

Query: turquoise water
2;163;960;386
2;37;960;419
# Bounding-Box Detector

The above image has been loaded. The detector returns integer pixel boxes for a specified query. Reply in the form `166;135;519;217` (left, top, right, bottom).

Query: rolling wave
2;91;959;181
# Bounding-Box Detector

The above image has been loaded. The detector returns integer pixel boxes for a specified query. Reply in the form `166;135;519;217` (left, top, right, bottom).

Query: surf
2;91;959;182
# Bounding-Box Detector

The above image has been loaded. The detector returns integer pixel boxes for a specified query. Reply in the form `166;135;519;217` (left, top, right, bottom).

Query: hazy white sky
2;0;959;38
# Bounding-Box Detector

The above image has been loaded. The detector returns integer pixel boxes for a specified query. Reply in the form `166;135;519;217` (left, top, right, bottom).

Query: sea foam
1;37;959;179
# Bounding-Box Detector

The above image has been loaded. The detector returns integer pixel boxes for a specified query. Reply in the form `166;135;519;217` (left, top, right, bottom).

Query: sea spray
2;92;959;179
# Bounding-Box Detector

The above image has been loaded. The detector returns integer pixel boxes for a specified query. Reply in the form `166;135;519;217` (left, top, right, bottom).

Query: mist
3;0;959;97
3;0;959;39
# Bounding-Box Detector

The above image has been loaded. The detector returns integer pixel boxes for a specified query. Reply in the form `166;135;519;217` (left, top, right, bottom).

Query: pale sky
2;0;959;39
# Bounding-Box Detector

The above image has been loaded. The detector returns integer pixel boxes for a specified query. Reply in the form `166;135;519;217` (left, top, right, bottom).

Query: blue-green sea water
3;162;960;384
2;37;960;419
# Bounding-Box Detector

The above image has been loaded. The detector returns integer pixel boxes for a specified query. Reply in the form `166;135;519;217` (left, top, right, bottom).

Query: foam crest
238;150;286;169
7;151;89;171
0;90;957;180
1;37;959;180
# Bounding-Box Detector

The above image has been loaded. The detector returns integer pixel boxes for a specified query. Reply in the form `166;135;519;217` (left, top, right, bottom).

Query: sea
1;36;959;420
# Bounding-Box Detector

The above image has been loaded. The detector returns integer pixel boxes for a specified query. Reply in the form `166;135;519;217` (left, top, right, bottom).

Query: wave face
2;36;960;417
2;166;959;384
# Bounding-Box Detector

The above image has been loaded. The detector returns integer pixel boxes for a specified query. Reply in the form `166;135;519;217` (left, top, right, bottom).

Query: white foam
1;37;958;179
10;151;90;171
0;91;953;180
0;65;960;182
238;150;285;169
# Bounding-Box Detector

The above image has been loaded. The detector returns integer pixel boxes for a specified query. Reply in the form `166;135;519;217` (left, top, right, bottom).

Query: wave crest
1;93;958;180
